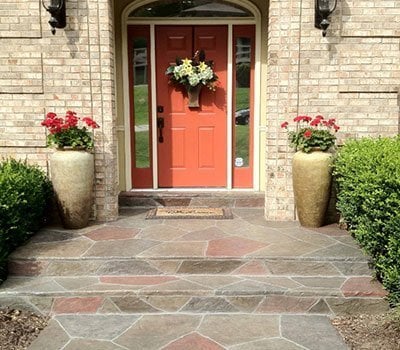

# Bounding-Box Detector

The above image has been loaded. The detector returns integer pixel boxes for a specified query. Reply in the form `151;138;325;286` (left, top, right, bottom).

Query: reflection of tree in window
133;38;147;85
236;38;251;88
133;38;150;168
234;37;251;168
129;0;253;18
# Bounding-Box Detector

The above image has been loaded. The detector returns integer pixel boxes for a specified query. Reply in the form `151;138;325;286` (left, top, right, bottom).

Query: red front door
155;25;228;187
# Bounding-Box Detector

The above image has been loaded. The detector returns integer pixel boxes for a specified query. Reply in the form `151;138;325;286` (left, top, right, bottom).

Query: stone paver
0;208;389;349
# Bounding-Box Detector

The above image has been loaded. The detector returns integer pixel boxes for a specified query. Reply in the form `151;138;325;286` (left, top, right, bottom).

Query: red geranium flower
41;111;100;150
304;130;312;138
281;114;340;153
281;121;289;129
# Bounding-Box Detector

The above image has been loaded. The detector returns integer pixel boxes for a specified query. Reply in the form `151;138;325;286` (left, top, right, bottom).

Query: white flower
188;74;200;86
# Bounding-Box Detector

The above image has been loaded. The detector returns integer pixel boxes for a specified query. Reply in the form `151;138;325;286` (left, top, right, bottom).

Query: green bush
0;159;52;283
333;137;400;305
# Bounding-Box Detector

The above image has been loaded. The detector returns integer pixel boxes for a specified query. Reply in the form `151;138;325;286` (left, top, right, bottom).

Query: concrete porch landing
0;208;389;349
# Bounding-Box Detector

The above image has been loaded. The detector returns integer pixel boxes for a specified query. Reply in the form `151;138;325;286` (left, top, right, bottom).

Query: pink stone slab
207;237;268;257
232;261;271;275
341;277;388;297
52;297;103;314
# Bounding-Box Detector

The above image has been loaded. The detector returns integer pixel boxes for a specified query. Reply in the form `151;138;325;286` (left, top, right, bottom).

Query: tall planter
292;149;333;227
50;149;94;229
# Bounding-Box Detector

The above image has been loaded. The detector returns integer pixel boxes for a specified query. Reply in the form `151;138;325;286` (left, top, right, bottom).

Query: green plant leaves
0;159;52;284
333;136;400;305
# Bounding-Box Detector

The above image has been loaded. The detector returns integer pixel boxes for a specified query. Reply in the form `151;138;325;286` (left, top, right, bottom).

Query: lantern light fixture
42;0;66;35
315;0;337;37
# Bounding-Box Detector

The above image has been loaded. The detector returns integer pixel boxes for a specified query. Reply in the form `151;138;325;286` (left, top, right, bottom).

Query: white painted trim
121;16;132;189
226;24;233;190
253;17;262;191
121;0;262;191
150;24;158;189
127;19;256;25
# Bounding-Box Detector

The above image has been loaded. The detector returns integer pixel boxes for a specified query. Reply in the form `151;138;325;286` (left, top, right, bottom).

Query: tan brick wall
265;0;400;220
0;0;41;38
0;0;117;221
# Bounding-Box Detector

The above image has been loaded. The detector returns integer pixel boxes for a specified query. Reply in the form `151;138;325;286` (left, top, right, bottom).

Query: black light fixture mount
42;0;66;35
315;0;337;37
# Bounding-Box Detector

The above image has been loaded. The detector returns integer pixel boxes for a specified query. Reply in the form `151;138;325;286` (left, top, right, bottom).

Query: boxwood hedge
0;159;52;283
333;137;400;305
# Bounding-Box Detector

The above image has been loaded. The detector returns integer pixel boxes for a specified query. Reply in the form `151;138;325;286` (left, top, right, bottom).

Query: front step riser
0;295;388;317
7;259;373;277
118;191;265;209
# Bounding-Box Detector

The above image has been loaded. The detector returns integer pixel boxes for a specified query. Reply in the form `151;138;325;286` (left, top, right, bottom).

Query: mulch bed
0;308;48;350
332;312;400;350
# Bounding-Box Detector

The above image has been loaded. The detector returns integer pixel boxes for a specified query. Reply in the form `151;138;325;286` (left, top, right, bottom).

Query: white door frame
121;0;261;190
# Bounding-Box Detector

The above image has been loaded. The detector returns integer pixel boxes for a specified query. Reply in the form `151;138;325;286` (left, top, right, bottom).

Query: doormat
146;207;233;220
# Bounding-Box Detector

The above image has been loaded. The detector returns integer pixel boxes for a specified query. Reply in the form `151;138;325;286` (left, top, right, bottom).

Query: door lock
157;117;164;143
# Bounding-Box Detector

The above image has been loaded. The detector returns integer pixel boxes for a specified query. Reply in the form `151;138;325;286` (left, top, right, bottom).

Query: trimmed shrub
0;159;52;283
333;137;400;305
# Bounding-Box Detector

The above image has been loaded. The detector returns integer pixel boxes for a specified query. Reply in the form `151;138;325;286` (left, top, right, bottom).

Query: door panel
155;25;228;187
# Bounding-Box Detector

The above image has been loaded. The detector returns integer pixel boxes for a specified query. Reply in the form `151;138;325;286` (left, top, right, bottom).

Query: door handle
157;117;164;143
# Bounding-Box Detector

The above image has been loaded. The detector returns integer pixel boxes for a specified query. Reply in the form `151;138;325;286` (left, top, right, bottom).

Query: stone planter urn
50;149;94;229
292;149;333;227
187;84;202;108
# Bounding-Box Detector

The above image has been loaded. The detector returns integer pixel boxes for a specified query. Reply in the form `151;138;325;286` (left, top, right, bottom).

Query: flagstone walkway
0;208;389;349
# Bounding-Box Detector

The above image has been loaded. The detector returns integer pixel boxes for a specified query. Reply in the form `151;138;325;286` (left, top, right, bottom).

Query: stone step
0;274;388;316
0;274;387;298
118;190;265;208
8;257;374;277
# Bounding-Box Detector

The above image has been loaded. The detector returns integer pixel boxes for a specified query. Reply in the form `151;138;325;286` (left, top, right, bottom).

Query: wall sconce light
42;0;66;35
315;0;337;37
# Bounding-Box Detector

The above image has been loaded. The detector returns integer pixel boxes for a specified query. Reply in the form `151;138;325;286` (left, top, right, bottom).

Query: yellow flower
198;61;208;72
181;58;192;66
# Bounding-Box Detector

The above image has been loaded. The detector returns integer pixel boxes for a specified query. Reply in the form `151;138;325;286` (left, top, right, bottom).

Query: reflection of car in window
235;108;249;125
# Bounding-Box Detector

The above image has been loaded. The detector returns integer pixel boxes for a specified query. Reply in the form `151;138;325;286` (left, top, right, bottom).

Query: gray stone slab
137;224;187;241
84;239;159;257
226;296;264;312
63;339;127;350
250;241;320;257
54;276;99;291
28;320;70;350
182;296;238;312
217;280;286;295
145;296;191;312
177;259;243;274
199;314;280;346
5;278;66;293
305;243;366;259
11;239;93;259
332;261;372;276
266;260;341;276
281;315;348;350
96;260;162;275
56;314;139;340
28;230;76;243
110;296;161;313
46;260;100;276
115;314;201;350
326;297;389;315
231;338;304;350
292;277;346;289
